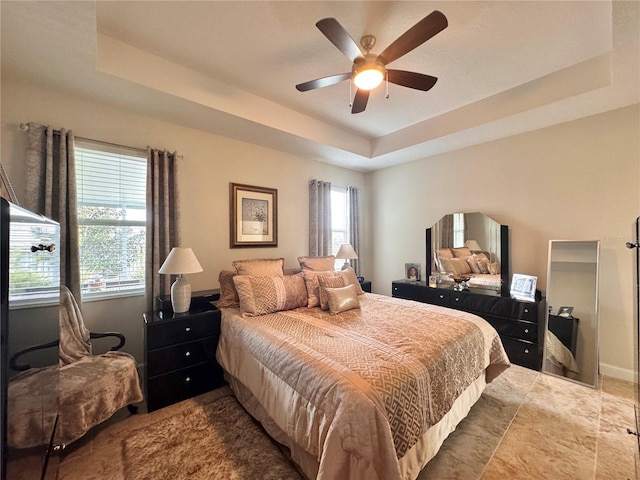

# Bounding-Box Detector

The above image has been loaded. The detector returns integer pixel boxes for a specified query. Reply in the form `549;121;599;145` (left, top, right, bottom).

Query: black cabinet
548;314;579;356
144;306;224;412
392;280;545;370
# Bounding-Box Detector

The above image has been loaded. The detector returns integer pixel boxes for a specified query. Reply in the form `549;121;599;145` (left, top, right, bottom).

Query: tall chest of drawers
391;280;545;370
144;306;224;412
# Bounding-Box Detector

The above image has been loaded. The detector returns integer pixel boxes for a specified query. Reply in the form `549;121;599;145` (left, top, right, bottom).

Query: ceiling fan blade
378;10;448;65
387;70;438;91
316;18;364;63
296;73;351;92
351;89;369;114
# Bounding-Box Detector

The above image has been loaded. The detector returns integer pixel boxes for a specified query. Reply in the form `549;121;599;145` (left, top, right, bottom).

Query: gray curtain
308;179;332;256
347;186;360;276
24;123;82;303
145;148;181;312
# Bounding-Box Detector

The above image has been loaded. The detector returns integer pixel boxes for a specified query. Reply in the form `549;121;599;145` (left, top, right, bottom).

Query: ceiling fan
296;11;448;114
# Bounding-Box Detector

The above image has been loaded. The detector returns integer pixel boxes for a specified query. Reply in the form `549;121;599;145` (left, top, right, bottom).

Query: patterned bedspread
217;293;509;480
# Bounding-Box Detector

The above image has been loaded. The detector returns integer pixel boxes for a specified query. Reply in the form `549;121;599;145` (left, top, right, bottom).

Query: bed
434;247;502;290
215;257;510;480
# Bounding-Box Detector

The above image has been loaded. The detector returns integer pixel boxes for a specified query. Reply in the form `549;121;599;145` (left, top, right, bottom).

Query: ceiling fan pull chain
385;71;390;99
349;80;353;107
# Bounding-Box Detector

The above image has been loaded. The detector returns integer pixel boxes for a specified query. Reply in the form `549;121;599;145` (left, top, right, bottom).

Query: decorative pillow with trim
217;270;240;308
233;273;307;316
326;284;361;315
232;258;284;277
297;256;336;271
337;267;365;295
466;257;482;274
302;269;337;307
318;275;346;310
448;257;472;275
488;261;501;275
451;247;472;258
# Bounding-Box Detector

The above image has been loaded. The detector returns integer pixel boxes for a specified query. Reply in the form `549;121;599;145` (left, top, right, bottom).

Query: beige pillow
297;256;336;271
302;269;337;307
451;247;472;258
326;284;361;315
436;248;453;259
233;273;307;316
466;257;481;275
337;267;365;295
439;257;455;274
477;258;490;274
232;258;284;276
217;270;240;308
449;257;472;275
318;275;346;310
488;261;500;275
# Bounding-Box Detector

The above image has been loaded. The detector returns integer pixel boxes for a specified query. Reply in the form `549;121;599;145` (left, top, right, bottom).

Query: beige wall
0;79;369;362
369;104;640;379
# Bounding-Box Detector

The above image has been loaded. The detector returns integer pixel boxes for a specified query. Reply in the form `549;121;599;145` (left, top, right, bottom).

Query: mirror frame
542;239;600;388
426;215;510;296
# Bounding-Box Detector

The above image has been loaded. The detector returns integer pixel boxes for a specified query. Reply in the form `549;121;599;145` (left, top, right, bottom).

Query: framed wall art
230;183;278;248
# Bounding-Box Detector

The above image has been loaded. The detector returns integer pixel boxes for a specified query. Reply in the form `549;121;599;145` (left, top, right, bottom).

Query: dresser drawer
511;301;538;322
147;336;219;377
482;315;538;343
147;311;220;349
146;361;224;411
500;337;541;370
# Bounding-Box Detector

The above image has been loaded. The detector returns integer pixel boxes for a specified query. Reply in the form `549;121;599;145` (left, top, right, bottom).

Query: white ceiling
2;1;638;172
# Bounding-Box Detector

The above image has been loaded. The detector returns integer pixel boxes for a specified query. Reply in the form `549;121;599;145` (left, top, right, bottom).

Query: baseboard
599;362;637;383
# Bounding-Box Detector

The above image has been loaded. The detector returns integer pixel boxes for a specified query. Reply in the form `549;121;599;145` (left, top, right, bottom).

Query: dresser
144;305;224;412
391;280;545;370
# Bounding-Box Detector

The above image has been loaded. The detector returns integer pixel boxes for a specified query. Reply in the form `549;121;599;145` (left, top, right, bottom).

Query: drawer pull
454;297;460;302
394;287;397;291
524;308;529;313
184;351;191;357
185;376;191;383
185;327;191;332
524;349;529;354
524;328;529;334
439;295;444;299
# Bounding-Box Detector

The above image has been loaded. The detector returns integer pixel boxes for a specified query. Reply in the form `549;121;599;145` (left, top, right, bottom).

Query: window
75;139;147;298
331;186;349;270
453;213;465;248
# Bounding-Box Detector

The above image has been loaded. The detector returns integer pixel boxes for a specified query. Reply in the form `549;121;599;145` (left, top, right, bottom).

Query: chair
8;286;143;448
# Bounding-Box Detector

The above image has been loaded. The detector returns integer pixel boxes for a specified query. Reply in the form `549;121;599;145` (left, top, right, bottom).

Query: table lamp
335;243;358;270
464;240;482;252
158;247;203;313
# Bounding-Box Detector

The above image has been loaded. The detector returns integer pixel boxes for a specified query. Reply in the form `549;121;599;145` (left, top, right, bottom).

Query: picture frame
510;273;537;301
557;306;574;318
405;263;421;281
230;183;278;248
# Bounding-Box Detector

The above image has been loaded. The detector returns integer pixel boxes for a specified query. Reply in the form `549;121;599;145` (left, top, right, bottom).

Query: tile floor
10;365;639;479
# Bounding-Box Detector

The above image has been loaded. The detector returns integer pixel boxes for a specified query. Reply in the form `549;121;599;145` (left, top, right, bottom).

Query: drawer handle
184;351;191;357
439;295;444;299
524;308;529;313
524;349;529;354
524;328;529;334
454;297;460;302
185;376;191;383
394;287;397;291
185;327;191;332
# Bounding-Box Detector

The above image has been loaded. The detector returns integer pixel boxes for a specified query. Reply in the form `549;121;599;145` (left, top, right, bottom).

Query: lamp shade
159;247;203;275
464;240;482;252
335;244;358;260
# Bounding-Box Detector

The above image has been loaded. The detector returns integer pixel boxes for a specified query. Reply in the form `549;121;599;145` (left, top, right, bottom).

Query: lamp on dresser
335;243;358;270
159;247;203;313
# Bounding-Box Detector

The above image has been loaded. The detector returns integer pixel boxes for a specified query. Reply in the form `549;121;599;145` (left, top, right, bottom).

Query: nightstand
144;305;224;412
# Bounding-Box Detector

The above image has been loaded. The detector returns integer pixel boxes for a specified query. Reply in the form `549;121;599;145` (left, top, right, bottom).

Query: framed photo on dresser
405;263;421;281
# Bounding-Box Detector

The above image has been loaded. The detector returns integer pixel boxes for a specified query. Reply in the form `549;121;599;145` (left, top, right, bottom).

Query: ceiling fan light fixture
353;56;385;91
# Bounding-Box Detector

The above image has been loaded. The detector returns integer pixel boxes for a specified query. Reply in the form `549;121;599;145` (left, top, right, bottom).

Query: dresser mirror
426;212;510;295
543;240;600;387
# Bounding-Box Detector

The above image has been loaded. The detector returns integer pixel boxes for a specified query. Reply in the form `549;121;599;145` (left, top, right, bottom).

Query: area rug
122;389;302;480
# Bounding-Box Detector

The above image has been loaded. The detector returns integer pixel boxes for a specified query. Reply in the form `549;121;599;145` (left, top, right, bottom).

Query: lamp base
341;260;350;270
171;275;192;313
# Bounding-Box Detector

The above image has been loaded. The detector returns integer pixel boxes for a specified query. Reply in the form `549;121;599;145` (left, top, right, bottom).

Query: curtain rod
18;123;167;157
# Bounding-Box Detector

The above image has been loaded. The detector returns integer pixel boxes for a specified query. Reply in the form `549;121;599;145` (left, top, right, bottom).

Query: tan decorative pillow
217;270;240;308
449;257;472;275
233;273;307;316
337;267;365;295
326;284;360;315
297;256;336;271
466;257;481;274
488;261;500;275
232;258;284;276
451;247;472;258
302;269;337;307
436;248;453;259
439;257;455;274
477;258;490;274
318;275;346;310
